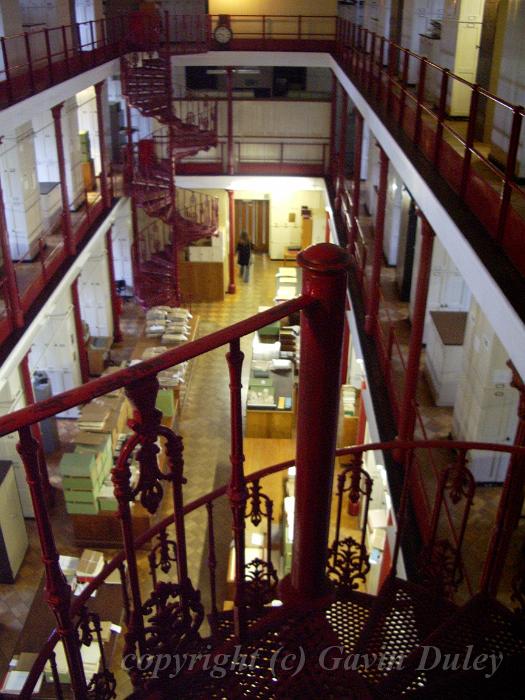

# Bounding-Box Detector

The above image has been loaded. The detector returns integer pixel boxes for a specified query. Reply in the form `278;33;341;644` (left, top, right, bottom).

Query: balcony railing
335;18;525;278
0;242;523;697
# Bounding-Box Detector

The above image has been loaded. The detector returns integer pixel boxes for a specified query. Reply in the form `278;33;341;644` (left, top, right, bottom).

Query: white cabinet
439;0;484;116
29;303;82;419
0;462;28;582
424;311;467;406
452;300;519;482
410;235;471;343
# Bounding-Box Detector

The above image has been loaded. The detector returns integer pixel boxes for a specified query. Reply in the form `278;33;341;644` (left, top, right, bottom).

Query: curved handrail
0;296;312;437
19;437;524;696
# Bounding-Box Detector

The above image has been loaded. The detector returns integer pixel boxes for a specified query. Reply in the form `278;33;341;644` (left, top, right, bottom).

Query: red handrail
0;296;311;436
18;437;524;697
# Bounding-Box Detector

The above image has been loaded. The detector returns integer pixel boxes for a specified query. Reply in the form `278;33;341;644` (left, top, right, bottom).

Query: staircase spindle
206;501;219;618
16;426;88;699
226;338;248;640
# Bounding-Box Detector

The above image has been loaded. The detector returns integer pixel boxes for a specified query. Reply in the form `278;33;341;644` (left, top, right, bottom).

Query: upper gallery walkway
0;12;524;362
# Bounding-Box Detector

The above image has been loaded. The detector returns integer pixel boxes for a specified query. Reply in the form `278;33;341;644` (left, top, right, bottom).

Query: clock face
214;25;232;44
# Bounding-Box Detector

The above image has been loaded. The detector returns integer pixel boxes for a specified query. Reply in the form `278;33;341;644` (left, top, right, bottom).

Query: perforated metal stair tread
353;577;458;686
374;592;525;698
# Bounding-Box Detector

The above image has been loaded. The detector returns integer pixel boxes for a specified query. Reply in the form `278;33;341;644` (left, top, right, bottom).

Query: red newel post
481;362;525;596
71;278;90;383
291;243;350;599
94;81;111;209
349;110;364;255
19;353;52;501
105;229;122;343
365;146;389;334
397;216;434;442
0;168;24;328
17;426;88;698
227;189;236;294
51;103;75;256
226;339;248;638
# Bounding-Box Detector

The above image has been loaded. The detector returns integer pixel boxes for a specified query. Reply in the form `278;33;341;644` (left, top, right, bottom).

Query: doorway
235;200;269;253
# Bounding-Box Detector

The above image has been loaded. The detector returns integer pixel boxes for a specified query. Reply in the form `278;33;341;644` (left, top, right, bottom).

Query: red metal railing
0;240;522;696
13;435;524;697
209;14;336;48
336;18;525;276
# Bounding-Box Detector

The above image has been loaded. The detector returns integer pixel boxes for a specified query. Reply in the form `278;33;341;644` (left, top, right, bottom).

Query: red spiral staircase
121;52;219;307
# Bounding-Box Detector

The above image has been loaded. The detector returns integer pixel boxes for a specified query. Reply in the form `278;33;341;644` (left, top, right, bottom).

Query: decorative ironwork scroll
418;450;475;599
327;536;370;598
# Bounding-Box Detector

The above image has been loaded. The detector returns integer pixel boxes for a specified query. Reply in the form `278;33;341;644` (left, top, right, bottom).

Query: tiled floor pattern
0;253;283;683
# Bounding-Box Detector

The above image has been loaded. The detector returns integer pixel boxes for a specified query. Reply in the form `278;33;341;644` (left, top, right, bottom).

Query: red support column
397;216;434;442
227;189;236;294
51;103;75;256
105;229;122;343
94;81;111;209
481;362;525;596
356;380;367;445
336;89;348;208
71;278;90;383
227;67;234;175
365;147;389;334
0;170;23;328
290;243;350;600
19;353;52;501
325;209;331;243
340;298;350;385
329;75;338;180
349;110;364;255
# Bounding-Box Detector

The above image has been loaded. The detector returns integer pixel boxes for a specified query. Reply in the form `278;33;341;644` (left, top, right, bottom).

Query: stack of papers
44;641;101;684
77;549;104;583
0;671;43;695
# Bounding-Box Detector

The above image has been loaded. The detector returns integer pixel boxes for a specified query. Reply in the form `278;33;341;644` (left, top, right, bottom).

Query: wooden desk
245;367;296;439
71;504;151;549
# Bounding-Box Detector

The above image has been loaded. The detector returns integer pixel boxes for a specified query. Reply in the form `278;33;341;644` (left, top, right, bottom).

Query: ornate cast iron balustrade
0;243;524;698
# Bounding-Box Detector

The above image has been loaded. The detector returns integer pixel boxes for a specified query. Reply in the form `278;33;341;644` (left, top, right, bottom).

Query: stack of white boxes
29;296;82;419
0;122;44;260
452;299;519;482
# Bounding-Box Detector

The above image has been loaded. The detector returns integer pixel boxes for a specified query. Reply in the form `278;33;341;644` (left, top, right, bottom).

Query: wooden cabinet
300;214;312;250
0;461;28;583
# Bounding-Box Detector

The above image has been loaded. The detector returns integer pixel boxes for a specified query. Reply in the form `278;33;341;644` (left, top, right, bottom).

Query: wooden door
235;200;269;253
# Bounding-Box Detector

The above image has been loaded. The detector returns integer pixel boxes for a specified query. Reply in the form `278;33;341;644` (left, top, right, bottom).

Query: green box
65;501;100;515
59;452;97;479
249;377;273;388
62;475;98;490
259;321;280;337
64;489;98;505
156;388;175;417
98;497;118;513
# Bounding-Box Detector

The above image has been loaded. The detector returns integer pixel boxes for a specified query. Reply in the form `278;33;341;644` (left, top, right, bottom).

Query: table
245;366;296;439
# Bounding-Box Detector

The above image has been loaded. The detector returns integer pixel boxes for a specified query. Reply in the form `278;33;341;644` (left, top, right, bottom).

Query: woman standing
236;231;253;283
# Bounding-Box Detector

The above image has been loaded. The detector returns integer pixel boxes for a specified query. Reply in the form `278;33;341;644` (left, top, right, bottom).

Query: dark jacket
236;240;252;266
